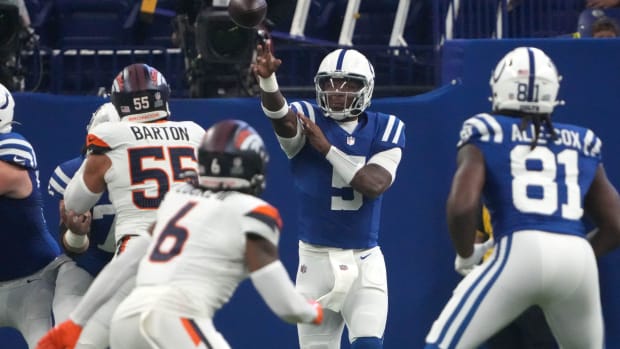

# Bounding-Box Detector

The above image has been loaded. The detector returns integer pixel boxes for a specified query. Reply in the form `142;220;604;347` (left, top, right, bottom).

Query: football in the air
228;0;268;28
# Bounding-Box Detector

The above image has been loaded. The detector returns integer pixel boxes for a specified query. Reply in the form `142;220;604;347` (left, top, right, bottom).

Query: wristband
259;73;279;93
64;229;89;250
261;101;289;120
325;146;363;184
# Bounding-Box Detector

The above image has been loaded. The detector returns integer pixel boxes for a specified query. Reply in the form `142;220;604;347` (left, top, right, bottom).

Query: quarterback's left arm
299;113;403;199
350;147;401;199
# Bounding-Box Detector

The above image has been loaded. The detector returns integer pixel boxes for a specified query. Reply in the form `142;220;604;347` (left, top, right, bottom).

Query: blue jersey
48;155;115;276
289;101;405;249
0;132;60;281
458;113;602;241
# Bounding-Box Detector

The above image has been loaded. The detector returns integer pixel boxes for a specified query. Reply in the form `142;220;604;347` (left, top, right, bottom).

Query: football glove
310;300;324;325
454;239;494;276
36;319;82;349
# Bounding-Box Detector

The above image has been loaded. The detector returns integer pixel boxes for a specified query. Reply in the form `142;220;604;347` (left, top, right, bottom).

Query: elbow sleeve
64;175;103;214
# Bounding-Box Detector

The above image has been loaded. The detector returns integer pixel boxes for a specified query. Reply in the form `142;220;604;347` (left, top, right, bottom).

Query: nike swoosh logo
360;253;372;260
13;156;26;166
492;61;506;83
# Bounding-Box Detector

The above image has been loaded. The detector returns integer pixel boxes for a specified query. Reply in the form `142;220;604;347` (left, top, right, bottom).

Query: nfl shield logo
346;136;355;146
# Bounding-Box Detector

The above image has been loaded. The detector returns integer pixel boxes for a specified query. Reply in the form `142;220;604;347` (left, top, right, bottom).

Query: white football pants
53;258;94;323
296;242;388;349
425;230;604;349
0;256;66;348
110;308;230;349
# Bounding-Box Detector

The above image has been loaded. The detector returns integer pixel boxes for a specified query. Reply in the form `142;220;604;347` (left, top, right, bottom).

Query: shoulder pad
377;113;405;147
289;101;318;123
0;133;37;169
457;113;503;148
583;129;603;159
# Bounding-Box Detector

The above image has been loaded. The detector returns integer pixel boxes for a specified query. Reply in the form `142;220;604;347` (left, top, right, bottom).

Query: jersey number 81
510;145;582;220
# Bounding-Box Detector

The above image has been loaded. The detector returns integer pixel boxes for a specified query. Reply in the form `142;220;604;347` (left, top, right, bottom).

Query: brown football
228;0;268;29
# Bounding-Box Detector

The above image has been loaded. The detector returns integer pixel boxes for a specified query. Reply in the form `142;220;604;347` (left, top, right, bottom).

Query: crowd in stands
2;0;618;97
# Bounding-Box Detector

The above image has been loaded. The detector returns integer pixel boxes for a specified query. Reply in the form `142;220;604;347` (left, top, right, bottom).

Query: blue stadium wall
2;38;619;348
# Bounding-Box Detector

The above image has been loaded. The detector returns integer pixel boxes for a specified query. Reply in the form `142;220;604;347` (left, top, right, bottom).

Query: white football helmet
490;47;561;114
0;83;16;134
314;49;375;120
87;102;120;132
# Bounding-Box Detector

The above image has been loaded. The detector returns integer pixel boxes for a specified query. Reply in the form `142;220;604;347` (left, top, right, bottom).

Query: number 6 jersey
123;184;282;318
86;120;205;244
458;113;602;241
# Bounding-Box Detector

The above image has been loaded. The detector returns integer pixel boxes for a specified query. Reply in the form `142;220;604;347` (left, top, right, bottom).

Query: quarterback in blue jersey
0;83;64;348
47;102;119;323
254;44;405;349
425;47;620;348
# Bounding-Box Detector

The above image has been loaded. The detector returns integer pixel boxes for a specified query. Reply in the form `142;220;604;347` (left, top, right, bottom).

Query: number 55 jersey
458;113;602;241
86;120;205;244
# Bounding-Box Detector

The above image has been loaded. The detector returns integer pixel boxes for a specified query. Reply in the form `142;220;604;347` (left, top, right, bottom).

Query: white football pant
296;242;388;349
425;231;603;349
53;258;93;323
0;256;66;348
110;308;230;349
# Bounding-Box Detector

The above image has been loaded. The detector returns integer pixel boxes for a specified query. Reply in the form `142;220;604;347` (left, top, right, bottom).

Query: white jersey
118;183;282;319
86;120;205;244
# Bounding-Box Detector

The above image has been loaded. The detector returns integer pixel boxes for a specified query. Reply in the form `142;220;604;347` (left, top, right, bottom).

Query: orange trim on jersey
251;204;283;230
180;318;201;346
86;133;110;148
117;236;131;255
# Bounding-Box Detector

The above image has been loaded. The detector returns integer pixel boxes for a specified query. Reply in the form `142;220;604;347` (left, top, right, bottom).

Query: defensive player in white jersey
425;47;620;348
108;119;323;348
34;120;322;349
47;102;119;323
254;43;405;349
0;83;65;349
36;63;206;349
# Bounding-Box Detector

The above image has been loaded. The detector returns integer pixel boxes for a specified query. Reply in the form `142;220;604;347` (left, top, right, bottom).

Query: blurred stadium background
6;0;617;97
2;0;620;348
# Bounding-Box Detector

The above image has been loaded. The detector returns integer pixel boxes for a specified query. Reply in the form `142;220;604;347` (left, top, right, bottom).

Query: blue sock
351;337;383;349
